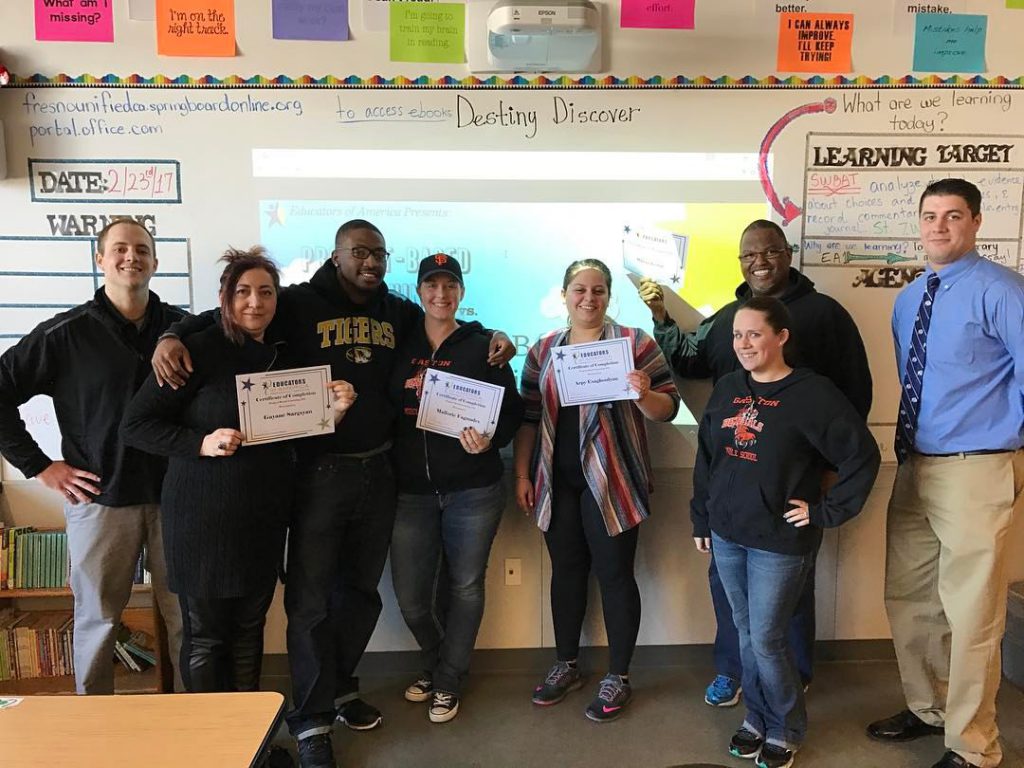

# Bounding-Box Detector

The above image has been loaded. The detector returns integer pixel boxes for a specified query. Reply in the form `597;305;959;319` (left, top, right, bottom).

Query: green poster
390;2;465;64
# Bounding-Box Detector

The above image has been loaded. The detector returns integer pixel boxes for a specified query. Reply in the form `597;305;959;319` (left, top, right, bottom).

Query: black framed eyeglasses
340;246;391;261
738;247;789;265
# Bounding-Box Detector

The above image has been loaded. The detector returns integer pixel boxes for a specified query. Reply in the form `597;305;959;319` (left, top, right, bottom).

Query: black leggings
545;469;641;676
178;585;276;693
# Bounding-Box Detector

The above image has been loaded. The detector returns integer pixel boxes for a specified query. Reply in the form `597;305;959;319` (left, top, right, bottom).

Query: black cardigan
121;325;294;598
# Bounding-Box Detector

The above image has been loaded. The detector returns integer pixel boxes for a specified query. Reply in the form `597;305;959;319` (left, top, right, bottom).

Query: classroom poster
156;0;236;56
777;13;854;73
620;0;695;30
273;0;349;41
34;0;114;42
913;13;987;72
389;2;465;63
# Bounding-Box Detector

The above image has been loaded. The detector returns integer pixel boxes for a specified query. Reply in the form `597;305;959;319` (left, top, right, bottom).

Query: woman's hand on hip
784;499;811;527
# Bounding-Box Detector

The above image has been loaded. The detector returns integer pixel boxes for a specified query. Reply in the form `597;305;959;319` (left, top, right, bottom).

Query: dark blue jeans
710;543;817;685
712;533;813;751
390;480;505;694
284;452;397;737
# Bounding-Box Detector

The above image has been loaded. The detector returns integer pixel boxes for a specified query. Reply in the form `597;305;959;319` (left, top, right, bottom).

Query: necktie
894;272;941;464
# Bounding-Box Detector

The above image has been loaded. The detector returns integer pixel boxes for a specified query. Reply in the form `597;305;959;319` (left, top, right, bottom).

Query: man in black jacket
638;218;872;707
0;219;184;694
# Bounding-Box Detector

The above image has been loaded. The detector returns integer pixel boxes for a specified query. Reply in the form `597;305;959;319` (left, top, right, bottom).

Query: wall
2;1;1024;655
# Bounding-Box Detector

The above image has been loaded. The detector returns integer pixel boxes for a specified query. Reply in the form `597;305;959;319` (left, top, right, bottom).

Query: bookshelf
0;526;172;695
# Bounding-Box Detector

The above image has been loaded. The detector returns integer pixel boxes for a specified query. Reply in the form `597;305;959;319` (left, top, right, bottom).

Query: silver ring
218;442;228;450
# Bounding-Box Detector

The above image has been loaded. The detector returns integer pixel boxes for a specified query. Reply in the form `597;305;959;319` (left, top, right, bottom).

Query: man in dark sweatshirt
0;219;185;695
637;218;872;707
152;220;512;768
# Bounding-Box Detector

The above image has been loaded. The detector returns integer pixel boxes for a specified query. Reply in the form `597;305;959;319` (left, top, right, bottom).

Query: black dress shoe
931;750;982;768
866;709;944;741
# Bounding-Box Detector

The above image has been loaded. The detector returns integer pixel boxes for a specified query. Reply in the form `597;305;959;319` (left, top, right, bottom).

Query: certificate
622;225;688;286
416;370;506;439
236;365;335;446
553;337;638;406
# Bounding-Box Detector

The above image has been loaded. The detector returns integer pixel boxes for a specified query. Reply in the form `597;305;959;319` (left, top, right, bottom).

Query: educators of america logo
721;407;764;450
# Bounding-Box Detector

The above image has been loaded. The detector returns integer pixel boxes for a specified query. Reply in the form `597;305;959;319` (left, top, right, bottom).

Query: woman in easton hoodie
388;254;524;724
691;295;879;768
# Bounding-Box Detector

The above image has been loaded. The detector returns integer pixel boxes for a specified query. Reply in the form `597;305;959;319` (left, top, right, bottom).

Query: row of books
0;527;69;590
0;609;73;681
0;524;152;591
0;609;157;681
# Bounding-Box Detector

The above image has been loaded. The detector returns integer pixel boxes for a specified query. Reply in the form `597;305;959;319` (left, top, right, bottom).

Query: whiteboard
6;0;1024;472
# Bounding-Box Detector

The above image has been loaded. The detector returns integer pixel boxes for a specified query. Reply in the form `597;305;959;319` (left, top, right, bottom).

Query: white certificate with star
553;337;638;406
622;226;688;286
236;365;335;446
416;370;506;440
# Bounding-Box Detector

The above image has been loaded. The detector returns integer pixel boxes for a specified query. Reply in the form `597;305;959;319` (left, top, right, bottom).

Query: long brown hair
218;246;281;345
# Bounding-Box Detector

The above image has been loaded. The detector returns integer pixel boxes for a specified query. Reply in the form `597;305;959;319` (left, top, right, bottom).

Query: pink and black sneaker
584;673;632;722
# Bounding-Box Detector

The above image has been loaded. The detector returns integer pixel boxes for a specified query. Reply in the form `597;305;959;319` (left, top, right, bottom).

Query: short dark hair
218;246;281;345
96;218;155;255
334;219;383;248
919;178;982;217
562;258;612;293
740;219;790;248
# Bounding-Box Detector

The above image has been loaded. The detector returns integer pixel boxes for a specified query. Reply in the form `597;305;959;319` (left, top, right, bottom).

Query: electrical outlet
504;558;522;586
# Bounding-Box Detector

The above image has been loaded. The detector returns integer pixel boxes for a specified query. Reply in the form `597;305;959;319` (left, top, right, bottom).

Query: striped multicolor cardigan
520;321;680;536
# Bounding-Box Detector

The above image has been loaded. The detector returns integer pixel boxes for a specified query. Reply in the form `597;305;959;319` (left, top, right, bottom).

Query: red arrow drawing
758;97;836;225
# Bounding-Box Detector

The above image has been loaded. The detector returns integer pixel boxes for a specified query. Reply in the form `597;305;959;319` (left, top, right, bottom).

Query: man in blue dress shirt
867;178;1024;768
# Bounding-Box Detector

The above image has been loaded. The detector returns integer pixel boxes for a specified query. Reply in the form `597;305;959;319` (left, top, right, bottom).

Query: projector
466;0;602;73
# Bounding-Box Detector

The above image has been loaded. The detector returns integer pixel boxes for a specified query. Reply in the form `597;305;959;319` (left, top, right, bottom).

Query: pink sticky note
620;0;695;29
35;0;114;42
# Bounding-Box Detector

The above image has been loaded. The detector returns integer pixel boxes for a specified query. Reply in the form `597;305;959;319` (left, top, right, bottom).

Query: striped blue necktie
895;272;941;464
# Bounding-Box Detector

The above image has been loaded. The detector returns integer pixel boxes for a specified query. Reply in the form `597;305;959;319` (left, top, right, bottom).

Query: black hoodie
691;367;880;555
654;269;873;419
389;321;524;494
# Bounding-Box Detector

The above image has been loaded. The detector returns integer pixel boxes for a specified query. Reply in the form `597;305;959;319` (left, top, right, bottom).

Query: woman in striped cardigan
513;258;680;722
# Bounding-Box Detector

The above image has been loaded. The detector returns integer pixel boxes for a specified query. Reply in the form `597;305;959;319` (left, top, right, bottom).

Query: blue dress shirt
891;251;1024;454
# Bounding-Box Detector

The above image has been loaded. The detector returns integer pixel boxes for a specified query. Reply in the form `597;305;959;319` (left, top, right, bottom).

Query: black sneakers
428;690;460;723
532;660;583;706
729;727;764;759
756;743;795;768
404;676;434;703
296;733;337;768
584;674;632;723
335;697;383;731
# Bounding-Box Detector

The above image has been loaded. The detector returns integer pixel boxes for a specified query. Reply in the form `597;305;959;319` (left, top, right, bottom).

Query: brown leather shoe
930;750;982;768
866;709;944;742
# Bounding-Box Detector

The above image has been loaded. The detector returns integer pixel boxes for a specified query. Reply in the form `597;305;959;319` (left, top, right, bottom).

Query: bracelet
515;474;530;480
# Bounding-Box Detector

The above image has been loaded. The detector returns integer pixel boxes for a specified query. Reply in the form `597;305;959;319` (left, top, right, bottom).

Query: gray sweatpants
64;502;183;694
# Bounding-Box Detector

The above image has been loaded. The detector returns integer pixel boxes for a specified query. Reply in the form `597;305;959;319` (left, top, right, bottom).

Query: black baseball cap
417;253;463;285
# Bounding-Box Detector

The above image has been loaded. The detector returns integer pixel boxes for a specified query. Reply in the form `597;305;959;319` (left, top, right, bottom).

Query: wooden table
0;691;285;767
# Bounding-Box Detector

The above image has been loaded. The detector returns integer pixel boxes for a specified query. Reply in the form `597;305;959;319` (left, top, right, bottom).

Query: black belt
915;448;1015;458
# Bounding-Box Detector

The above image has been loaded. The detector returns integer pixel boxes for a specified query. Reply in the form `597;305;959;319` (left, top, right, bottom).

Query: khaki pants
885;450;1024;768
65;502;184;694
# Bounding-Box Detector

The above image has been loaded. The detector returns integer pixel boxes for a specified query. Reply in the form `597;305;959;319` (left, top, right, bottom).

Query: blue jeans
712;533;812;751
710;546;817;685
390;480;505;694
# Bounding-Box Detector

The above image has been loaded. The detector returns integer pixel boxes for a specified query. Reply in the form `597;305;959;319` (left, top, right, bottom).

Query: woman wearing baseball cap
388;253;524;723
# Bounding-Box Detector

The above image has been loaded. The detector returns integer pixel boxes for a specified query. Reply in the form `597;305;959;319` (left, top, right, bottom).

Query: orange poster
156;0;236;56
777;13;853;73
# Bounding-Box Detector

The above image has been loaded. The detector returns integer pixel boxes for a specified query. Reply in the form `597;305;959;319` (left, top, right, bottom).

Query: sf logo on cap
434;254;448;266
